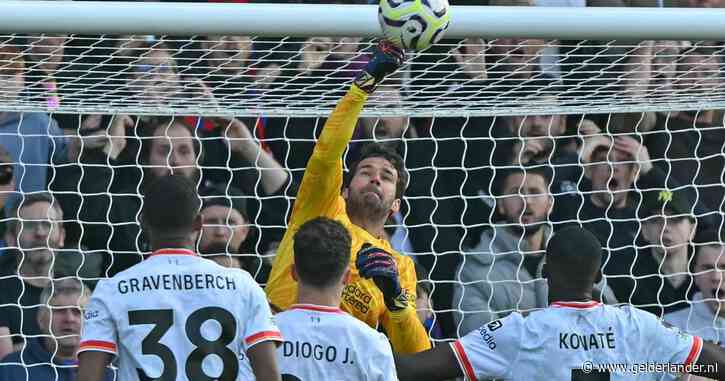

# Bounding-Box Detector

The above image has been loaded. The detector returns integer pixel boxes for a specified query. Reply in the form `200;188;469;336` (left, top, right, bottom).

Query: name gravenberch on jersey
117;273;237;294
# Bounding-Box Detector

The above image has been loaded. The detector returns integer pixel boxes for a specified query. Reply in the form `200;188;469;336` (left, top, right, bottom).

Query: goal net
1;4;725;367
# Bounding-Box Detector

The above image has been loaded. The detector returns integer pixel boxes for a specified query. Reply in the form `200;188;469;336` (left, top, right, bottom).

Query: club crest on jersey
487;320;503;332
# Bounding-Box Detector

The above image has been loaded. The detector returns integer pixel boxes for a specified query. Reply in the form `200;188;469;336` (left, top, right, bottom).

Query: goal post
0;1;724;359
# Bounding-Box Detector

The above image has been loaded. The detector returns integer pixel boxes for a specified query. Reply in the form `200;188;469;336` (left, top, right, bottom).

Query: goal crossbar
2;2;725;40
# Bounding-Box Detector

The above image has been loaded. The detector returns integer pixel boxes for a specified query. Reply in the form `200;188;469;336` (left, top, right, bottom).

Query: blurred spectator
99;117;201;274
0;146;15;253
23;34;67;109
126;42;182;106
0;193;65;358
0;278;114;381
402;39;494;338
650;40;687;95
554;134;669;281
198;35;282;101
197;183;269;279
0;45;69;210
606;188;698;316
665;228;725;346
453;166;553;335
50;114;129;254
200;242;243;269
642;47;725;225
678;0;725;6
92;115;292;276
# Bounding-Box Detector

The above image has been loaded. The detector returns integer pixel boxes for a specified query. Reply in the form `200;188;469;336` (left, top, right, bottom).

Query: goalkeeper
266;40;431;354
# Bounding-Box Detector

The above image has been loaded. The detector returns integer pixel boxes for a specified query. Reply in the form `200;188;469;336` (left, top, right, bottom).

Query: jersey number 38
129;307;238;381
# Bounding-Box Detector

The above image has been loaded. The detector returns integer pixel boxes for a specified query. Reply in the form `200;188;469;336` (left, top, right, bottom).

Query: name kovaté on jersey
559;329;616;351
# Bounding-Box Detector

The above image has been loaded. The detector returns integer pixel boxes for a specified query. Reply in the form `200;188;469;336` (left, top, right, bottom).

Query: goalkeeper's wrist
384;291;410;313
353;70;381;94
386;300;416;321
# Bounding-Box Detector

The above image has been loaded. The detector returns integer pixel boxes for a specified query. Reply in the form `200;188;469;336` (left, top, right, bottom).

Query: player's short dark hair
547;225;603;284
548;225;602;260
142;174;201;234
345;143;408;200
293;217;351;289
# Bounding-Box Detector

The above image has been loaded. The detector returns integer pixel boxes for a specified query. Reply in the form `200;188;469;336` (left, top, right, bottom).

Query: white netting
1;29;725;377
1;35;724;116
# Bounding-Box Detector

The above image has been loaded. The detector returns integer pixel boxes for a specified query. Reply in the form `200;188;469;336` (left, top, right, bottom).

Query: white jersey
452;301;703;381
274;304;397;381
79;249;282;381
665;292;725;347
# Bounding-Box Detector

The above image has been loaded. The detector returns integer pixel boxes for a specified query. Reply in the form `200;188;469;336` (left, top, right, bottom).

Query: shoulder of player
603;303;669;332
472;312;525;337
663;307;691;325
344;314;393;349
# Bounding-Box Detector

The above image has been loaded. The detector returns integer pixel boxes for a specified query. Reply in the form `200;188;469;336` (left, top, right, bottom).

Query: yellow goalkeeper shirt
266;85;431;354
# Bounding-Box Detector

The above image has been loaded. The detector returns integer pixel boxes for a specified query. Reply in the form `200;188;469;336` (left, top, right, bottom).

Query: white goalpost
1;1;724;370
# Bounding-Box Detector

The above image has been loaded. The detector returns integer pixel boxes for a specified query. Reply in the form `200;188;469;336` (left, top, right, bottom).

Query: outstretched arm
266;40;405;310
287;40;405;228
395;344;462;381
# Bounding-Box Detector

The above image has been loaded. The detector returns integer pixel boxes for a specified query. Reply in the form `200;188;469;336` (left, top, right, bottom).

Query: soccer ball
378;0;451;52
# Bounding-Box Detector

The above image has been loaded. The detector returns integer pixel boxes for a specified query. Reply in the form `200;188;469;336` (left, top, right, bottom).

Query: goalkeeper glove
353;40;405;94
356;243;409;312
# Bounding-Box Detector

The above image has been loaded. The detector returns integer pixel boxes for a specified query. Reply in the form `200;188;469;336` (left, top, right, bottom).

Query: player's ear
341;267;352;285
290;263;299;282
390;198;401;215
594;269;602;284
342;187;349;200
192;214;203;234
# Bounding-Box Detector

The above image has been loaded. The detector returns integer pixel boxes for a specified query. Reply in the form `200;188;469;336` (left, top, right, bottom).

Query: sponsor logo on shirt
477;325;497;350
487;320;503;332
342;283;371;314
84;310;99;320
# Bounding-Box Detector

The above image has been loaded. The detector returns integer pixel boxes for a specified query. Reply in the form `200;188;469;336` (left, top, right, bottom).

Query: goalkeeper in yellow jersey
266;40;431;354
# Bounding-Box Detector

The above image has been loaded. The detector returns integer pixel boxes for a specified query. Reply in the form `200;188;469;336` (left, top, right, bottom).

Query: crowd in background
1;0;725;378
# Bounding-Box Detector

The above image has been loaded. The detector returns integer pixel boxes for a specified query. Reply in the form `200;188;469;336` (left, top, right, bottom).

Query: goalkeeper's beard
346;190;394;227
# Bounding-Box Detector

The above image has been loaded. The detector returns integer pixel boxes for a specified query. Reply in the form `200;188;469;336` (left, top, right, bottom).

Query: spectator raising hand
613;135;653;176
